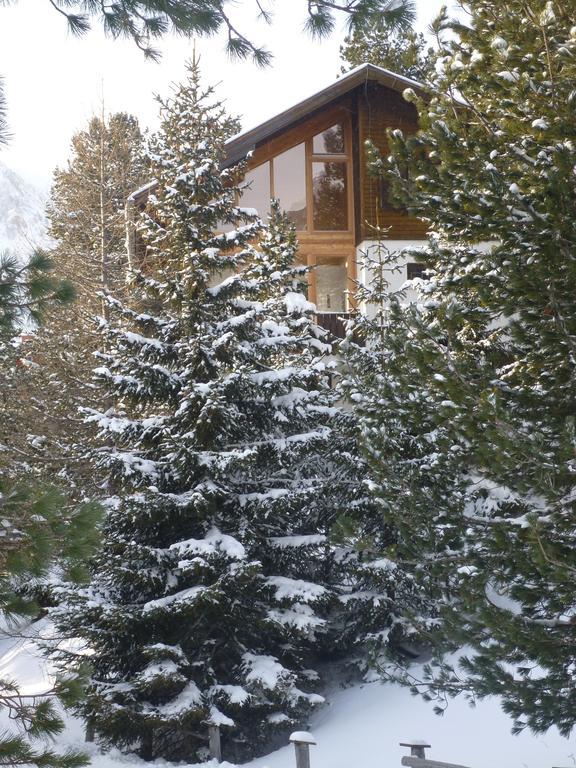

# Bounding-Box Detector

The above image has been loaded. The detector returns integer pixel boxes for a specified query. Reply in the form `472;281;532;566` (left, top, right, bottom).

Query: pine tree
2;114;148;504
47;112;148;318
4;0;415;64
56;61;363;762
339;1;435;82
0;250;101;768
0;76;8;146
348;0;576;736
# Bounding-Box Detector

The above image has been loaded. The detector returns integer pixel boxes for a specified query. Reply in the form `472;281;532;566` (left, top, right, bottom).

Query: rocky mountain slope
0;161;50;260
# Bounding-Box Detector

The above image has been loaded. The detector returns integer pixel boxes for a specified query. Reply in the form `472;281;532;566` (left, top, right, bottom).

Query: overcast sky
0;0;449;190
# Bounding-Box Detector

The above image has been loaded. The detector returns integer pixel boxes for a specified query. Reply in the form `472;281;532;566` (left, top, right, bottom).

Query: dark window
406;262;429;280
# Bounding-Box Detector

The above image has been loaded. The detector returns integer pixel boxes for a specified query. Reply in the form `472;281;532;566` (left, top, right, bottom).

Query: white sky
0;0;449;190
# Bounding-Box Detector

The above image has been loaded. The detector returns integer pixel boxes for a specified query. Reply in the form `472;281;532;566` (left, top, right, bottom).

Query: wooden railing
315;312;351;339
400;741;470;768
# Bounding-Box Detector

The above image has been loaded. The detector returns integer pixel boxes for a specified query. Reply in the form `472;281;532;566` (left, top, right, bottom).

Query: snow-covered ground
1;625;573;768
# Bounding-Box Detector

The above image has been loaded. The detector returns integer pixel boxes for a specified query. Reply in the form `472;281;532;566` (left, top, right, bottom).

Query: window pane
273;144;307;231
241;162;271;220
316;264;348;311
312;162;348;231
313;124;345;154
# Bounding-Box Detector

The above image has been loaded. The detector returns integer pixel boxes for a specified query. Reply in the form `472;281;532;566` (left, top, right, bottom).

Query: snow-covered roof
224;63;428;166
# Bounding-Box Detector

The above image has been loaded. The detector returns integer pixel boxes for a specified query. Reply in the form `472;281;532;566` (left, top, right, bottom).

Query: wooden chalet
127;64;429;335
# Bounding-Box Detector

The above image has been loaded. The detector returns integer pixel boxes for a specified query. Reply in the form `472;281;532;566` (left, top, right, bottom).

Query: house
126;64;430;335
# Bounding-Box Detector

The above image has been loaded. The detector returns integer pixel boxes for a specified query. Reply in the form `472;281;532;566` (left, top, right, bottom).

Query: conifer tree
2;114;148;501
0;249;101;768
0;76;8;146
16;0;415;63
348;0;576;735
57;61;362;762
339;0;435;82
47;112;148;317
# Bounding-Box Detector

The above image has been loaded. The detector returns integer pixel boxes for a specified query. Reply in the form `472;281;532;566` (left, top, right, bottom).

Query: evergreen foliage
4;0;416;64
0;250;74;339
0;247;100;767
2;114;148;516
339;0;435;82
0;77;8;146
57;61;365;762
347;0;576;736
47;113;148;314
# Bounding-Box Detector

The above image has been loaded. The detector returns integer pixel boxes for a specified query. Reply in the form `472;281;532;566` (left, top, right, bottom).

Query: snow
158;681;203;715
0;161;51;260
284;292;316;314
289;732;316;745
269;534;327;549
171;528;246;561
211;684;250;705
142;585;207;613
242;653;291;690
0;624;574;768
207;705;235;728
266;577;327;603
267;605;326;631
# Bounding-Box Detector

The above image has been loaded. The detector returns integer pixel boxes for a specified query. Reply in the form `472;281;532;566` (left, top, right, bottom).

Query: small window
406;262;429;280
313;124;345;155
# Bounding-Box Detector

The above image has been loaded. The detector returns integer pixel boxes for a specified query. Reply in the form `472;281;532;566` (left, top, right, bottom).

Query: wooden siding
357;82;428;241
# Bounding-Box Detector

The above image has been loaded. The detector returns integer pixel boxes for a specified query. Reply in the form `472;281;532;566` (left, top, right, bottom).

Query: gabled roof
224;63;427;166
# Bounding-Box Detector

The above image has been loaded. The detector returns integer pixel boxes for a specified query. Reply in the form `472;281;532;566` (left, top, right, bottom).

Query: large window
311;123;349;231
241;120;351;234
274;144;307;230
242;161;271;220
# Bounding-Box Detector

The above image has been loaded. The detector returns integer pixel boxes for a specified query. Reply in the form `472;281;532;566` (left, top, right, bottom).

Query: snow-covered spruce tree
347;0;576;735
340;237;438;670
57;62;359;762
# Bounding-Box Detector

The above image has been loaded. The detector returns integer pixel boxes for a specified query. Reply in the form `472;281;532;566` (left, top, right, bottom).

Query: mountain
0;161;50;260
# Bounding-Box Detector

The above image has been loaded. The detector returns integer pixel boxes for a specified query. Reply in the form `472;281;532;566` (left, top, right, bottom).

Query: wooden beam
307;253;318;306
401;757;470;768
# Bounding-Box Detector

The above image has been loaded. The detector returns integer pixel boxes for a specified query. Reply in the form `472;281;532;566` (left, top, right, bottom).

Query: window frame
242;112;354;236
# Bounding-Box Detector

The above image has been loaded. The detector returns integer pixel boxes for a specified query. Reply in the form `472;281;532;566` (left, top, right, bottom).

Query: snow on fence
399;740;470;768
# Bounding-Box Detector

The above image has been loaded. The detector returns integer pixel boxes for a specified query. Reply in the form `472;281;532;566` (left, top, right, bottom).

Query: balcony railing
315;312;351;339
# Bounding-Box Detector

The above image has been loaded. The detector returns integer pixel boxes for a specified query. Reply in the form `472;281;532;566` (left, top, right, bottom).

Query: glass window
312;161;348;231
241;162;271;220
313;124;345;155
316;264;348;312
273;143;307;231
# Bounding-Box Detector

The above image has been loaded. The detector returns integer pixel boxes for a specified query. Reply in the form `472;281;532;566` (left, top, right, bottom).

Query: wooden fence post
290;731;316;768
85;720;95;743
208;724;222;763
400;740;431;759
